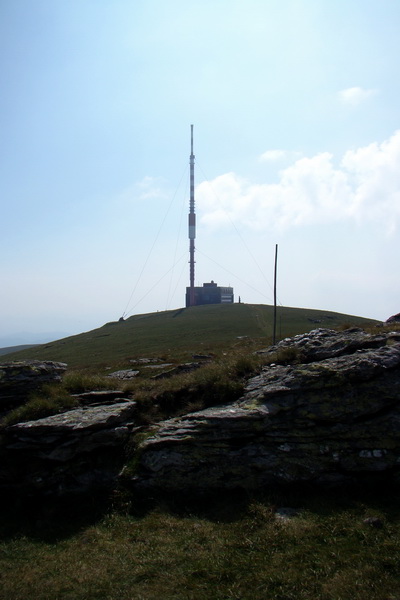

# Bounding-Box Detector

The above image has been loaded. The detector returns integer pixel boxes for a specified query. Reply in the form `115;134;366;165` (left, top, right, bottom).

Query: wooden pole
273;244;278;345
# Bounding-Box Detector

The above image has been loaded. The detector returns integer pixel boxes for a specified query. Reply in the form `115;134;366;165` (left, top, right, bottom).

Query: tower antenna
188;124;196;306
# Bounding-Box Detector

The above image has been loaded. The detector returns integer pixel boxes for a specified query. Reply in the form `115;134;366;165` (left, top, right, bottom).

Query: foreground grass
1;490;400;600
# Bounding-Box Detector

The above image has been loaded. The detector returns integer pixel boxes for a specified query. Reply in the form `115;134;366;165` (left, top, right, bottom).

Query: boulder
107;369;140;380
129;358;162;364
386;312;400;324
0;360;67;412
129;328;400;493
152;362;202;380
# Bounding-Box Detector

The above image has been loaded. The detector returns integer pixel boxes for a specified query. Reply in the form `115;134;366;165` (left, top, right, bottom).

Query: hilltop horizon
0;302;380;370
0;300;387;350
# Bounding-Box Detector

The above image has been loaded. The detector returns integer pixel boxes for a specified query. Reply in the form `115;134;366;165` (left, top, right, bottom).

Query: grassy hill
1;303;378;370
2;305;399;600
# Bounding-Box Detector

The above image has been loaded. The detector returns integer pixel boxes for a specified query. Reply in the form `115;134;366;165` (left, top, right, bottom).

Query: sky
1;0;400;344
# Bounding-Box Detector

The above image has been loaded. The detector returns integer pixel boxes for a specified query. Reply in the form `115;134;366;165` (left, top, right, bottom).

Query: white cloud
196;130;400;234
341;133;400;231
117;176;168;206
259;149;302;162
338;86;378;107
259;149;287;161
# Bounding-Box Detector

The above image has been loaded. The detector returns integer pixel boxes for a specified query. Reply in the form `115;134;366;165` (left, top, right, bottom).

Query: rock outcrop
386;312;400;324
4;327;400;499
0;360;138;498
129;328;400;493
152;362;202;379
1;399;137;496
107;369;140;380
0;360;67;412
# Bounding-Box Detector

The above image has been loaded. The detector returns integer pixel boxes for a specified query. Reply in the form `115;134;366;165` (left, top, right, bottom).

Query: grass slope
1;303;378;369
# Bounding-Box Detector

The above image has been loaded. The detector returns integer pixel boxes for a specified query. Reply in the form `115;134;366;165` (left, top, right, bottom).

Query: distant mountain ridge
0;332;71;347
0;345;38;356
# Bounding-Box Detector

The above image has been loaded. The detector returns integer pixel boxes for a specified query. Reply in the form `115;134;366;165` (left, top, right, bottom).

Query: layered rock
257;326;400;362
0;360;67;412
107;369;140;380
2;400;137;496
129;328;400;492
152;362;202;379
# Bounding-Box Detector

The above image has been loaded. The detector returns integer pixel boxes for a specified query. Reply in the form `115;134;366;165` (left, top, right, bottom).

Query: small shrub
2;384;79;426
231;354;261;377
63;371;118;394
264;345;302;366
126;358;248;424
337;322;354;331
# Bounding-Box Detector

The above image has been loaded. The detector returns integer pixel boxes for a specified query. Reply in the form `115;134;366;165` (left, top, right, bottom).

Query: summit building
185;281;234;307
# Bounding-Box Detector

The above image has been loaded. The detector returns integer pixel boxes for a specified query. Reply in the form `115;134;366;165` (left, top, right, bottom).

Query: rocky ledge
128;328;400;493
0;360;67;412
1;399;137;497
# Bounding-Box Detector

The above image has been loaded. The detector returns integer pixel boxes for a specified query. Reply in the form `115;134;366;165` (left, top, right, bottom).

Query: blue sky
1;0;400;344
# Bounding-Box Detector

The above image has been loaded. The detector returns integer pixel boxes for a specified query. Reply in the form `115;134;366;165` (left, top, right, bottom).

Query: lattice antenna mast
188;124;196;306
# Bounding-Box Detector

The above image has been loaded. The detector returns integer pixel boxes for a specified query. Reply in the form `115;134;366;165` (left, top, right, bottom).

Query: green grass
2;350;260;427
0;304;381;427
1;372;127;427
0;303;378;369
1;489;400;600
0;386;80;426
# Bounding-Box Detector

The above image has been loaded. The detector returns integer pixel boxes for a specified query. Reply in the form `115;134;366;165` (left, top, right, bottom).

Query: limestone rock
72;390;130;405
129;329;400;493
2;401;137;495
152;362;202;380
257;327;400;363
142;363;174;370
0;360;67;411
107;369;139;380
129;358;162;364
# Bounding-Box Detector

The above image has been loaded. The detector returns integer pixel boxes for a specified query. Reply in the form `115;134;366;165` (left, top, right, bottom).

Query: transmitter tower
185;125;234;307
188;124;196;306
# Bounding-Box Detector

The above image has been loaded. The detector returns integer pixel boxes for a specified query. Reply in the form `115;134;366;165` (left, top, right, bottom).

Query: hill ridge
0;303;379;369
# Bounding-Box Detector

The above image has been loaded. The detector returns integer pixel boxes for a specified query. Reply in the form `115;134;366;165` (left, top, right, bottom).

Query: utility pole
273;244;278;345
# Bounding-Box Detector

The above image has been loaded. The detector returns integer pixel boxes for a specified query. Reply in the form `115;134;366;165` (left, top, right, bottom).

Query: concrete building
185;281;234;307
